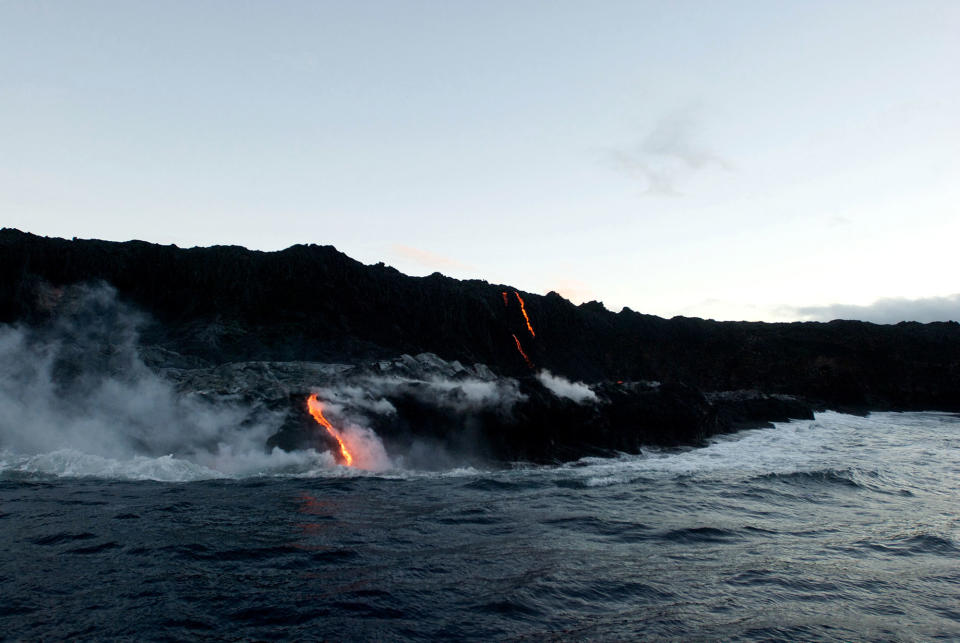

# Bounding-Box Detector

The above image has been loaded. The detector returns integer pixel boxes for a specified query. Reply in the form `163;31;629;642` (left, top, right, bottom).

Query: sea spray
0;284;343;477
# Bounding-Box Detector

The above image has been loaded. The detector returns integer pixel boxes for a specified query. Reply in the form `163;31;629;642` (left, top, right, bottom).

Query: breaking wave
0;284;368;481
3;285;959;486
3;411;957;487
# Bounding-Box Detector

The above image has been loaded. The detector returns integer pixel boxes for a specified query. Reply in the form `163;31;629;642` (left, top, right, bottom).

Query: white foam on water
543;411;960;489
2;288;957;483
0;447;352;482
0;285;405;481
3;411;957;484
0;449;224;482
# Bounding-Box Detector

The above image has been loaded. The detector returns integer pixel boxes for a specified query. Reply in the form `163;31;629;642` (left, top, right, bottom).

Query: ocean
2;411;959;641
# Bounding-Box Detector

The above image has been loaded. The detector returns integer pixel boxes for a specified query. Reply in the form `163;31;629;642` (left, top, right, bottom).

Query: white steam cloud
313;373;525;423
537;370;598;404
309;372;527;470
0;284;544;479
0;284;332;480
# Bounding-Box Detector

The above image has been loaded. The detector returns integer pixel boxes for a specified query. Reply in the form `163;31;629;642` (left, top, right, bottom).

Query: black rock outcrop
2;228;957;463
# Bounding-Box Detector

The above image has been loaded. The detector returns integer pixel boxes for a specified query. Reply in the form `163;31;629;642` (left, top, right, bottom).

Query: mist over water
0;284;340;479
2;286;960;639
2;284;582;479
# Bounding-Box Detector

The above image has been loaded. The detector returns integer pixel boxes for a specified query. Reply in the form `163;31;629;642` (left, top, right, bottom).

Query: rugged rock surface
1;228;957;463
158;352;814;465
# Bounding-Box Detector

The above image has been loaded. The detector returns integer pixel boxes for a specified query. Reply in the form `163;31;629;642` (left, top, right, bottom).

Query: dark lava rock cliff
2;228;958;463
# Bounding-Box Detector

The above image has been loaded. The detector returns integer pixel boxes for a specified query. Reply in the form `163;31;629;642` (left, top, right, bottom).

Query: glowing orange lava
514;291;535;337
502;291;509;307
306;394;354;466
512;333;533;369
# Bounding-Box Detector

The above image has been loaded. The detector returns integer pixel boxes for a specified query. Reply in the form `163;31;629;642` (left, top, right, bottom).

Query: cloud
390;244;473;273
316;374;525;419
610;107;730;195
537;370;598;404
793;293;960;324
0;283;303;479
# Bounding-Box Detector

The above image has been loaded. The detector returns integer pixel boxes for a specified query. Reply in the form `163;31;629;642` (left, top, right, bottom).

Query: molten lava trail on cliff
514;291;535;337
306;394;354;466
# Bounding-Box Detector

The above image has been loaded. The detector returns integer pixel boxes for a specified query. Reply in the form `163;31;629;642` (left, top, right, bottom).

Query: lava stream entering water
514;291;535;337
306;394;354;466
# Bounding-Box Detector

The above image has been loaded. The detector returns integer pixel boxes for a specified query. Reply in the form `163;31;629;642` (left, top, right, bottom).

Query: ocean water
2;411;959;641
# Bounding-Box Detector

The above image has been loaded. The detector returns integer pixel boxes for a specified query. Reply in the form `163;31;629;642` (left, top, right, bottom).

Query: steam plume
537;370;598;404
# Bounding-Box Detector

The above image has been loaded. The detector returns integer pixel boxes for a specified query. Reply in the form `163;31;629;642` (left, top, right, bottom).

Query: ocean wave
0;447;497;482
658;526;740;544
530;411;960;490
752;468;869;489
0;448;347;482
0;449;226;482
855;532;960;557
4;411;958;485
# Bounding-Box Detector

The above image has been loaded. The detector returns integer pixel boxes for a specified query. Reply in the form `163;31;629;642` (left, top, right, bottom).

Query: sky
2;1;958;323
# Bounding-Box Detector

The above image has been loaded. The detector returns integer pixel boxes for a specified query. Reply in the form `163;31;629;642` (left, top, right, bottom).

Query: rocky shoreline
156;351;814;464
2;228;957;464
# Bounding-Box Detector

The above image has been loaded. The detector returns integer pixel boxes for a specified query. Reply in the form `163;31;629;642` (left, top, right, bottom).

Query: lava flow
512;333;534;369
306;394;354;466
514;291;535;337
502;291;509;307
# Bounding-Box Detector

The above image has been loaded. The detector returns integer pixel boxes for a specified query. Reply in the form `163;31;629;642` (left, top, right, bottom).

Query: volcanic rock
2;228;958;463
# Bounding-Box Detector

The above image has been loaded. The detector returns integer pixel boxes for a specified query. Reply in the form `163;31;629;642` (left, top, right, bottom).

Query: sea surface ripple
2;411;959;640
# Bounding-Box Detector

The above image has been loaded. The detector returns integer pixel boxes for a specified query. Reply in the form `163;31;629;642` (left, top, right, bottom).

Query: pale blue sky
2;1;958;321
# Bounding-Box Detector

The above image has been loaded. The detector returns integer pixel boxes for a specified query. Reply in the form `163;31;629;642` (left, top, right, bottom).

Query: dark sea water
2;411;960;641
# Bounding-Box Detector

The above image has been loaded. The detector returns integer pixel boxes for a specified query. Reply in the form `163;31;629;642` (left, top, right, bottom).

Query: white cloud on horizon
792;293;960;324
